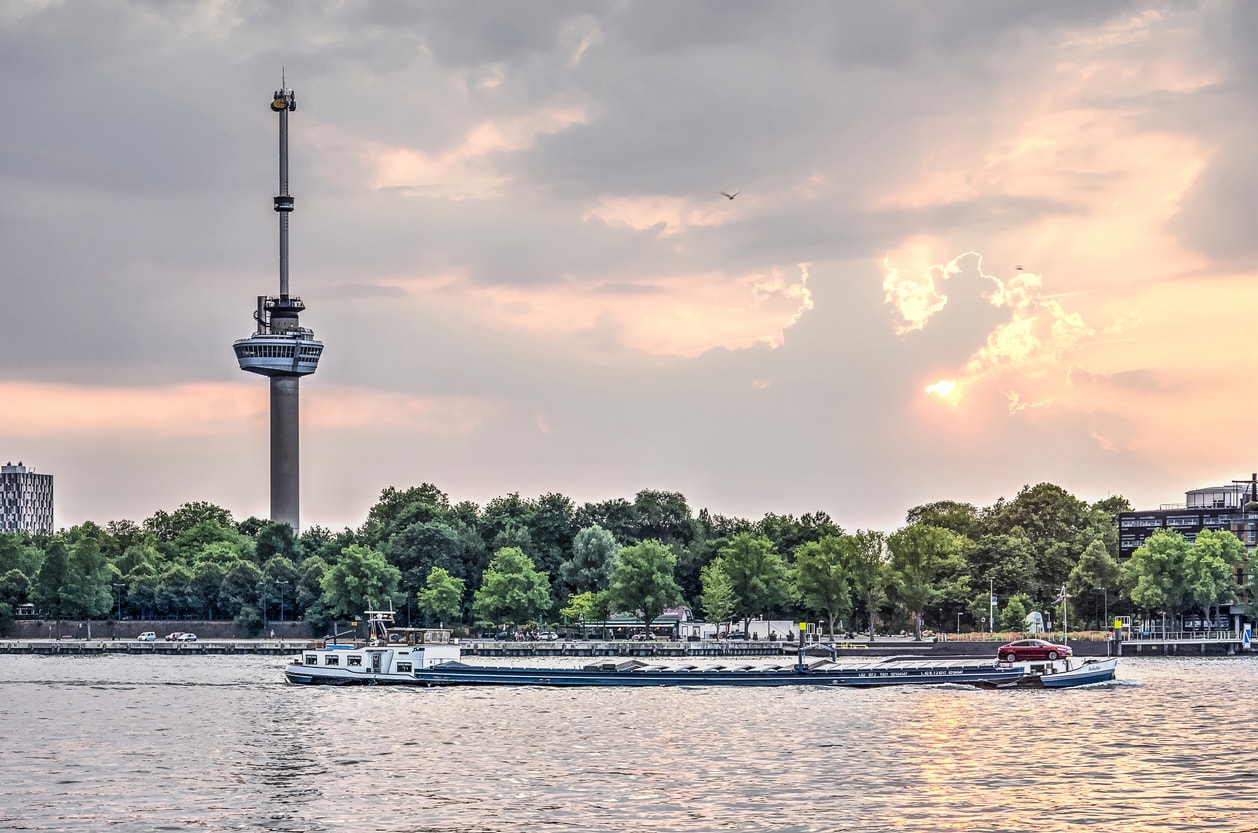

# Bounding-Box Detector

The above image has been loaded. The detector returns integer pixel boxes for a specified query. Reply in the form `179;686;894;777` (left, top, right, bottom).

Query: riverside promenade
0;635;1114;658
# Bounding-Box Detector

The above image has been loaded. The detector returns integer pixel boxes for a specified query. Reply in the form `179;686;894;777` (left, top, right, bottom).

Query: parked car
998;638;1072;662
176;632;197;642
137;632;157;642
164;632;184;641
724;630;748;640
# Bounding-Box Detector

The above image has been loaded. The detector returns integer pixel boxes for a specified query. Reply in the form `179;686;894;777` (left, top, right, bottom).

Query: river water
0;654;1253;832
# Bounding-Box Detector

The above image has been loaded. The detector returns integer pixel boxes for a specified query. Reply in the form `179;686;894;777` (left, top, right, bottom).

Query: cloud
319;102;591;200
377;261;815;358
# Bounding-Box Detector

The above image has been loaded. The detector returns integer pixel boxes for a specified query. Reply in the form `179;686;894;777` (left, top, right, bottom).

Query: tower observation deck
233;79;323;531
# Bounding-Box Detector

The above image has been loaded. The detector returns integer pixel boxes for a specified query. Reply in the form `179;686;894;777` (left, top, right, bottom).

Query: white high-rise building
0;462;53;534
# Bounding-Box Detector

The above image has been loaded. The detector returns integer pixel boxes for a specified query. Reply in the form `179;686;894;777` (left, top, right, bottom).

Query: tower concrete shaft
271;376;300;529
233;78;323;533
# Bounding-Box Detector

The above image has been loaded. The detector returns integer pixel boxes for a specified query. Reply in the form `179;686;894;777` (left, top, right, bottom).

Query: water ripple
1;655;1257;831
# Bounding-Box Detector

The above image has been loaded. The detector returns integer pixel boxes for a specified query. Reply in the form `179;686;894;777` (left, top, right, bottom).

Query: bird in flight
1016;265;1024;271
720;191;740;200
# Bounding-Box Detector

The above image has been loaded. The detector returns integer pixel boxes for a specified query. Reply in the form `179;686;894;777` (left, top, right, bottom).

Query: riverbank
0;635;1117;658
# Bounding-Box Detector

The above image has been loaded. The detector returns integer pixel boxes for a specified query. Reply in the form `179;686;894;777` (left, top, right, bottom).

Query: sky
4;0;1258;535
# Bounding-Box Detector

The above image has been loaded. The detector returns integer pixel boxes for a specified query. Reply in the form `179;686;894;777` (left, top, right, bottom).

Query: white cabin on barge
285;609;461;685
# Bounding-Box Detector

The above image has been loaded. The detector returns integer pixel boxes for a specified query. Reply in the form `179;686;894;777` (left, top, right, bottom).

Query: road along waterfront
1;653;1255;832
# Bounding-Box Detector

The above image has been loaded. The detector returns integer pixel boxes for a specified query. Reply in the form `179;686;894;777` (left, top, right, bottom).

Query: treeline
0;482;1252;638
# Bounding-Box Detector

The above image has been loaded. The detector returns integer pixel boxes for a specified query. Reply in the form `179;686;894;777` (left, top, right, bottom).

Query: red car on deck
998;638;1072;662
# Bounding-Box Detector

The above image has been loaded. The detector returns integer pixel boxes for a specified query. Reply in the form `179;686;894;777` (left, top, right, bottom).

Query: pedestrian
270;629;275;639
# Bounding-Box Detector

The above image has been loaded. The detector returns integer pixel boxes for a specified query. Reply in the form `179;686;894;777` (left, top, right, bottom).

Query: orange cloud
583;195;739;238
382;263;814;358
0;382;497;438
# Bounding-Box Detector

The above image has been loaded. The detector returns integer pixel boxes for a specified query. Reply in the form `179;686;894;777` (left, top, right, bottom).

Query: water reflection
1;656;1256;831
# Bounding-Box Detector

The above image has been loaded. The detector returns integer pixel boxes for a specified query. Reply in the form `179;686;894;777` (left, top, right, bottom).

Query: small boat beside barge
284;611;1118;688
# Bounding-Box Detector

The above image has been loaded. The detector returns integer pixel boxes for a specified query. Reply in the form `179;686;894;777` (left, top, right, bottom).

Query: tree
699;560;736;631
841;530;889;639
887;524;965;640
1067;539;1121;628
560;525;618;594
255;521;300;563
60;535;113;632
0;533;43;579
218;560;263;617
472;547;551;627
189;560;228;620
905;501;980;539
417;566;465;626
320;544;401;620
157;564;195;619
30;539;71;631
0;569;31;609
718;533;790;627
1123;528;1189;616
361;484;451;546
630;490;695;547
383;521;466;622
967;533;1038;601
1184;529;1243;623
792;536;852;639
144;502;235;545
980;483;1096;593
560;591;598;636
998;593;1033;632
606;540;683;636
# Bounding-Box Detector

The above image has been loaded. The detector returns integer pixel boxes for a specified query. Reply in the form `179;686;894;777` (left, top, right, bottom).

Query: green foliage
417;566;465;624
255;521;300;563
296;556;330;610
1066;539;1121;610
980;483;1099;593
888;524;966;639
1184;529;1242;617
320;544;401;619
59;535;113;621
117;542;162;578
144;502;235;544
0;533;43;578
967;533;1038;600
607;540;683;631
189;560;227;619
30;540;71;620
234;605;264;637
472;547;551;626
0;569;31;608
756;511;843;557
157;564;195;618
1123;528;1188;614
699;560;736;627
361;484;451;546
718;533;791;624
998;593;1034;631
218;560;264;617
905;501;980;539
841;530;889;638
560;591;598;630
561;525;618;594
792;536;852;638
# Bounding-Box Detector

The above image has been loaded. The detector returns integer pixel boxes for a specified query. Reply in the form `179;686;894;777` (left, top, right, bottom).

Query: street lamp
112;582;125;621
1096;587;1108;631
276;580;289;626
956;611;962;635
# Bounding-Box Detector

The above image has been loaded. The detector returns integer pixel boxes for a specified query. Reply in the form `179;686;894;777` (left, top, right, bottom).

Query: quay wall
5;619;311;641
